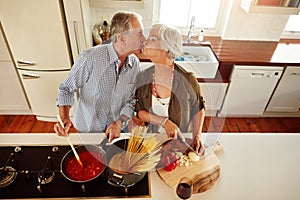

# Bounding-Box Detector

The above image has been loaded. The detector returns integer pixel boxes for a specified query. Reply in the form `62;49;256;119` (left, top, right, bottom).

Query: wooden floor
1;115;300;133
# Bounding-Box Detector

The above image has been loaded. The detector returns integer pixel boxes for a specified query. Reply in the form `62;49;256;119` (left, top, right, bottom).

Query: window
159;0;222;29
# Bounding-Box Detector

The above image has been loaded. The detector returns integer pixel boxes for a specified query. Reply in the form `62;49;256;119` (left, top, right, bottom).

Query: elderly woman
135;24;205;153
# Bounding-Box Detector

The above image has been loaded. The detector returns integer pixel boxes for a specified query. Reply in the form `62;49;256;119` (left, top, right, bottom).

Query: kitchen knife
177;129;201;157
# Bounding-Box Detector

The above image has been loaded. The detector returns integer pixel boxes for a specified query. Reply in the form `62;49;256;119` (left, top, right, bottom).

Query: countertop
196;37;300;65
137;37;300;82
1;133;300;200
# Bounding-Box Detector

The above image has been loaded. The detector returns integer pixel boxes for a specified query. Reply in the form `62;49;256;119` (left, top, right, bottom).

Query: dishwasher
219;65;283;116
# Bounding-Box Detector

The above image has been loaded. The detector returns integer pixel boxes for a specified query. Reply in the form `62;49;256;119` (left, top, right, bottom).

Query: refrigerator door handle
73;21;80;55
22;73;40;79
17;60;36;66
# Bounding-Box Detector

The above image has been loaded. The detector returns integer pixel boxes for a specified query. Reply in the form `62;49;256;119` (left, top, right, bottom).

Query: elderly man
54;11;145;142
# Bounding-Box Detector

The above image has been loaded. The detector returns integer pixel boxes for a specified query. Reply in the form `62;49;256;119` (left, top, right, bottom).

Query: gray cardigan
135;64;205;133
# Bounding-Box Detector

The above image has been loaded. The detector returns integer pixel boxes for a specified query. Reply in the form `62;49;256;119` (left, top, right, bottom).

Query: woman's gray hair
153;24;182;59
110;11;143;42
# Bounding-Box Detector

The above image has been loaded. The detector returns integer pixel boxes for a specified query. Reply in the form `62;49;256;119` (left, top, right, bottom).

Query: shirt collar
107;42;133;68
107;42;119;65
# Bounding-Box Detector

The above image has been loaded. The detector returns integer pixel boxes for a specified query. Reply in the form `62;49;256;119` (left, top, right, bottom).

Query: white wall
88;0;292;41
222;0;290;41
89;0;156;29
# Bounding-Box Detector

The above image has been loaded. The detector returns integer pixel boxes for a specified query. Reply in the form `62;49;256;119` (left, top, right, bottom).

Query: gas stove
0;145;150;199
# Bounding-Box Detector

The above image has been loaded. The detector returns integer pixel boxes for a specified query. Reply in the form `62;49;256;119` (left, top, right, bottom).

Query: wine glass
176;177;193;199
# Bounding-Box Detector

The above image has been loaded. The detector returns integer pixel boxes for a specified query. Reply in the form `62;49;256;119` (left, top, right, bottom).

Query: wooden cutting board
157;144;222;194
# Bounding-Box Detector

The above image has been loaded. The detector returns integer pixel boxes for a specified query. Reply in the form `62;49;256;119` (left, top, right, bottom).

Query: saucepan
60;137;146;188
60;144;106;184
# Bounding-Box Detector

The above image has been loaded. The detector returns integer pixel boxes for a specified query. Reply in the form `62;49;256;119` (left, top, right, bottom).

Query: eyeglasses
147;35;160;42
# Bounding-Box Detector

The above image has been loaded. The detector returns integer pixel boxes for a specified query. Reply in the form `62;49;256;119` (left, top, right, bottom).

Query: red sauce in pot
65;150;105;181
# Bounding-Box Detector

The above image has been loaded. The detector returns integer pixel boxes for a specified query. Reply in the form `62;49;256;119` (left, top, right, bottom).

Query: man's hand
104;121;121;143
54;106;72;137
54;116;72;137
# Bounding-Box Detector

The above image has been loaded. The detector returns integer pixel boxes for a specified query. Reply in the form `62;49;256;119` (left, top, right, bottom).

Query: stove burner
37;156;55;193
0;166;17;188
38;169;55;184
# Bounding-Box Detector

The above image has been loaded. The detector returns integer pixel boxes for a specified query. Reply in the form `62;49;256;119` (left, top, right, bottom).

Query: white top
151;94;170;133
151;94;170;117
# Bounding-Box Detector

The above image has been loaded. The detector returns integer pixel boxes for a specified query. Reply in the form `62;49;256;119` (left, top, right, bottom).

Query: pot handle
99;136;109;152
108;173;124;186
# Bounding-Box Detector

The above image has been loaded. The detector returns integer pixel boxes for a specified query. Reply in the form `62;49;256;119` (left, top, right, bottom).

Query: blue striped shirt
57;43;140;132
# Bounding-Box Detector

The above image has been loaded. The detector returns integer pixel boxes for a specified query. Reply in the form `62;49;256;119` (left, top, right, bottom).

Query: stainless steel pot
104;138;146;187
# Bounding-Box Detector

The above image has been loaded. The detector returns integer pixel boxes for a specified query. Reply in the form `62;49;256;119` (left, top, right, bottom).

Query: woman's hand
191;138;205;155
163;119;184;141
128;116;145;132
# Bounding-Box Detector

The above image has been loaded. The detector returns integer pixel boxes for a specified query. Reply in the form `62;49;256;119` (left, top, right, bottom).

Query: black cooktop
0;145;150;199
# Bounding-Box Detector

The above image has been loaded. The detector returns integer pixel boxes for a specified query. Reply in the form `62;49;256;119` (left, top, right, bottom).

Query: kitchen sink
175;45;219;79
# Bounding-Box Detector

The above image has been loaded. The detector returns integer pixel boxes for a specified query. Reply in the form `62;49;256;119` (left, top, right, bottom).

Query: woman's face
143;27;165;58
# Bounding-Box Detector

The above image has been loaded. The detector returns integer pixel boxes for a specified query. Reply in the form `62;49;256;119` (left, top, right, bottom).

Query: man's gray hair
153;24;182;59
110;11;143;42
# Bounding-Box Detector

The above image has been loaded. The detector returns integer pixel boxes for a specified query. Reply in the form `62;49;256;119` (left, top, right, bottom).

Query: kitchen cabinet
0;22;30;113
0;0;75;121
241;0;300;14
266;66;300;112
199;83;228;116
0;62;30;113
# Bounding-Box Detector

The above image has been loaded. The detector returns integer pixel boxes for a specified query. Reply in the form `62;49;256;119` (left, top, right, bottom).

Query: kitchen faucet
187;16;195;43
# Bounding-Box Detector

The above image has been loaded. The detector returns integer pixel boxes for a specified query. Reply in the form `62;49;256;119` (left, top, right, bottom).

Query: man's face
125;18;145;53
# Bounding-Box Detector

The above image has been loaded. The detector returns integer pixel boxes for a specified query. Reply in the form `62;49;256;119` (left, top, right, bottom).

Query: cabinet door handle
17;60;36;66
22;73;40;79
291;72;300;76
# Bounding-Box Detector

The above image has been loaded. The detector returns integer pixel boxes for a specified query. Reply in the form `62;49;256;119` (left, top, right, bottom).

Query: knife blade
176;129;201;157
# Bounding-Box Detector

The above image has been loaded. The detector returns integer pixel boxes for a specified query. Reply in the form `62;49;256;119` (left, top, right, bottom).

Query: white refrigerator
0;0;88;121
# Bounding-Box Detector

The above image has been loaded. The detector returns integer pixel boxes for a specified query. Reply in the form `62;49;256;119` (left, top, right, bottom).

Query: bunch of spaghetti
109;126;162;173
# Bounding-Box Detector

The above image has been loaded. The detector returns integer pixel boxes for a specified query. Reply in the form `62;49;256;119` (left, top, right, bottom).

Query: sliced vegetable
188;152;200;162
164;153;178;171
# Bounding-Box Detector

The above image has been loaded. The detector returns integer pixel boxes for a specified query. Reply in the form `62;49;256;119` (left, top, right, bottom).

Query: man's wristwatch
118;117;128;129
